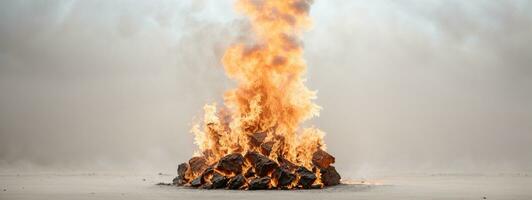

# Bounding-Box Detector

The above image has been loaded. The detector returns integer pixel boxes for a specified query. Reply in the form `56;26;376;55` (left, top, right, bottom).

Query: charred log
189;156;208;175
296;166;317;188
200;183;213;189
312;149;335;169
177;163;189;177
248;176;271;190
260;141;274;156
216;153;244;174
211;173;229;189
176;148;340;189
227;174;246;189
190;176;203;187
273;167;296;187
277;157;298;172
245;152;279;177
320;166;341;186
200;166;215;183
249;131;267;147
244;168;255;178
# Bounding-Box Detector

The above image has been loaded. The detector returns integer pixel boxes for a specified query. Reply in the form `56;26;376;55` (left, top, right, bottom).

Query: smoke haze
1;0;531;177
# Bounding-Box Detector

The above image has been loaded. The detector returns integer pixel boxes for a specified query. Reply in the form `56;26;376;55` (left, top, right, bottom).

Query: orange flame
191;0;324;172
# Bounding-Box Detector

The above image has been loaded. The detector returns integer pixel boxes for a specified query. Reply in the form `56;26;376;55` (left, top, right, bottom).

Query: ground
1;172;531;200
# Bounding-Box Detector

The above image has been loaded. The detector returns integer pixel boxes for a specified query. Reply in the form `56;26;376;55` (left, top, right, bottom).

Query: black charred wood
256;158;278;177
260;141;274;156
175;149;341;190
244;151;260;163
244;168;255;178
312;149;335;169
203;166;214;175
227;174;246;189
174;162;190;186
211;173;229;189
274;167;296;187
248;176;271;190
201;166;214;182
296;166;317;189
177;163;189;177
200;183;213;189
320;166;341;186
249;131;267;147
189;156;208;174
190;176;203;187
245;151;279;177
277;157;298;171
216;153;244;174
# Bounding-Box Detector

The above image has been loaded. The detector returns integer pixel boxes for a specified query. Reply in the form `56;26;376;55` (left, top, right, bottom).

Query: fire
196;0;320;171
174;0;341;190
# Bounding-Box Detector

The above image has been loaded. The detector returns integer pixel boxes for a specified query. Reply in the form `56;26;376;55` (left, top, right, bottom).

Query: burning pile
174;149;340;190
173;0;341;190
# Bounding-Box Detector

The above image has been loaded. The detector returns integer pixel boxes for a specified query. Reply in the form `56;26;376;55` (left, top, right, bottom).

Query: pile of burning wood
173;149;340;190
171;0;341;190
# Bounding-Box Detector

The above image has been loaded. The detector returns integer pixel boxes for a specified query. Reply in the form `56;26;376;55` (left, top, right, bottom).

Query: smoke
305;0;532;176
0;0;531;176
0;0;239;171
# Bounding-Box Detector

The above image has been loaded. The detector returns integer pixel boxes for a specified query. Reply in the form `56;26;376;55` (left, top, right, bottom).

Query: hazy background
1;0;531;178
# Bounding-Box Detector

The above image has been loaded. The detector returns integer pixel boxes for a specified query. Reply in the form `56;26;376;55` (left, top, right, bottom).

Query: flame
188;0;327;189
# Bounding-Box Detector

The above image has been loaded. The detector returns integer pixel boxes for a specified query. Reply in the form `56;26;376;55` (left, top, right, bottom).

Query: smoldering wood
174;149;341;190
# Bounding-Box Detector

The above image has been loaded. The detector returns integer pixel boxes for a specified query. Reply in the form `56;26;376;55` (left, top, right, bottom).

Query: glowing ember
173;0;341;190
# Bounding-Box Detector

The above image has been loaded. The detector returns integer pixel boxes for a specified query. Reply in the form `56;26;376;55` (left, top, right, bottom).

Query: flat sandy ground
1;172;531;200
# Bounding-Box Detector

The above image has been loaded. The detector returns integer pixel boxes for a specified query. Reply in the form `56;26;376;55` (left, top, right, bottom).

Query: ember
172;0;341;190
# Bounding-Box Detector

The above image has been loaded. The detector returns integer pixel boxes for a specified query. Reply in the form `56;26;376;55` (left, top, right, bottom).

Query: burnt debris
217;153;245;174
227;174;246;189
171;149;341;190
296;166;317;189
320;166;341;186
248;176;271;190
